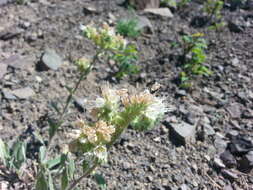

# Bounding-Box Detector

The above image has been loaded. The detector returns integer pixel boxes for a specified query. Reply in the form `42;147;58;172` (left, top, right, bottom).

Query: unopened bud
75;58;91;73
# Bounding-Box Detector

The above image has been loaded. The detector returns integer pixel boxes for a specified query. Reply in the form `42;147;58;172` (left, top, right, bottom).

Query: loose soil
0;0;253;189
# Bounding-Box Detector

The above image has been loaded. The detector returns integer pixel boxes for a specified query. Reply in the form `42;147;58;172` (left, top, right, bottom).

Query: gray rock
74;97;87;112
203;123;215;136
221;169;238;180
0;63;7;79
143;8;174;18
226;103;241;119
226;130;239;139
11;87;35;99
228;20;244;33
179;184;189;190
224;185;233;190
2;54;34;69
231;57;239;67
170;122;196;145
83;5;98;14
128;0;160;10
242;109;253;119
136;16;153;34
176;89;187;97
213;157;226;168
1;89;17;100
214;135;228;153
220;151;237;168
0;0;7;5
41;49;63;70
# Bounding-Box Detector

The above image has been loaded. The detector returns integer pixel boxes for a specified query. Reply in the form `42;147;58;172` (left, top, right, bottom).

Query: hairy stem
67;159;99;190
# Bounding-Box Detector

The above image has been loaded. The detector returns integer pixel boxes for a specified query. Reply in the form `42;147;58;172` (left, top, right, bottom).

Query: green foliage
160;0;177;8
112;44;140;79
203;0;224;22
0;138;27;174
208;21;226;31
82;23;140;79
116;18;141;38
160;0;191;8
94;173;107;189
179;33;212;88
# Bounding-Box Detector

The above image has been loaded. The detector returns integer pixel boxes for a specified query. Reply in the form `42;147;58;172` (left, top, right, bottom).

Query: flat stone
11;87;35;99
170;122;196;145
136;16;153;34
224;185;233;190
144;8;174;18
213;157;226;168
220;151;237;168
226;103;242;119
228;135;253;155
128;0;160;10
1;89;17;100
179;184;189;190
41;49;63;70
221;169;238;181
231;57;239;66
214;135;228;153
2;54;34;69
0;63;7;79
83;5;98;14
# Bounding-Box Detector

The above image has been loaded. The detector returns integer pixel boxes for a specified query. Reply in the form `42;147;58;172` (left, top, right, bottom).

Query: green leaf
11;140;26;169
48;119;60;140
82;160;90;172
61;169;69;190
64;85;73;93
50;101;61;114
36;172;48;190
46;155;62;169
0;138;9;166
39;146;47;164
67;156;75;179
94;173;107;189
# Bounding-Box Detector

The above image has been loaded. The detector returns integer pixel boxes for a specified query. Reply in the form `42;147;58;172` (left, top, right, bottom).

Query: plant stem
46;51;100;158
67;160;99;190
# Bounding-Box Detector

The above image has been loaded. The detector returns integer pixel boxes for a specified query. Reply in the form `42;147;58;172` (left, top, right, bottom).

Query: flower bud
75;58;91;73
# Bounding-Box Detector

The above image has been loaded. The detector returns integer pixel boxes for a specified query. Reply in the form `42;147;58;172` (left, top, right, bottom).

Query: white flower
67;129;82;139
145;97;167;121
101;86;120;105
93;145;108;163
94;97;106;108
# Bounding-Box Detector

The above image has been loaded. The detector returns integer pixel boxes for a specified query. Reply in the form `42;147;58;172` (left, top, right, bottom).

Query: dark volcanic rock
238;151;253;172
220;151;237;168
169;122;196;146
228;135;253;155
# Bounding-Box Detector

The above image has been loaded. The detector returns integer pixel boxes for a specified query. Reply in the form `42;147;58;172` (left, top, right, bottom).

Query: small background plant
160;0;191;9
116;18;141;38
82;23;140;79
178;33;212;88
203;0;225;30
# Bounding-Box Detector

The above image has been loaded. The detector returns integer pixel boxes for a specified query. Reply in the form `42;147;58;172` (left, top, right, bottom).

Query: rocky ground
0;0;253;189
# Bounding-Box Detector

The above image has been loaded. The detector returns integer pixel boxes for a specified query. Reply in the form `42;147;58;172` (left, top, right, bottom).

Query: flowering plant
64;86;167;189
33;57;166;189
81;23;140;78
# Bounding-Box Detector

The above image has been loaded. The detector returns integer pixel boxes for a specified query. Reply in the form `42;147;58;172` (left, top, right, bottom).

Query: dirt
0;0;253;189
